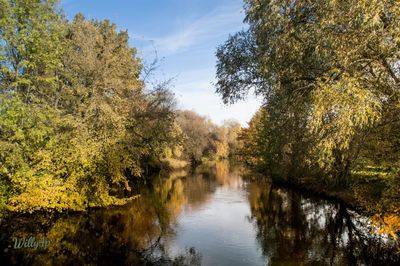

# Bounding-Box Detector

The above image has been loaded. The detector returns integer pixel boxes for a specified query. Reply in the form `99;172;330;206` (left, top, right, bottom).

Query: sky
60;0;262;126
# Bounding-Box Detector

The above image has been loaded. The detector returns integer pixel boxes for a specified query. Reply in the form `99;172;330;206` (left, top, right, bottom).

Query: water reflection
0;172;201;265
0;161;398;265
247;180;399;265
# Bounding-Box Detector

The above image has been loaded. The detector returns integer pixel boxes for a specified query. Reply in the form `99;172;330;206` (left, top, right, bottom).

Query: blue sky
61;0;262;126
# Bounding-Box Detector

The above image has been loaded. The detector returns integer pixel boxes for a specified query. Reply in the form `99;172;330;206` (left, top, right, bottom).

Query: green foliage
0;0;66;102
0;96;85;211
217;0;400;183
237;108;268;167
217;0;400;227
0;1;181;212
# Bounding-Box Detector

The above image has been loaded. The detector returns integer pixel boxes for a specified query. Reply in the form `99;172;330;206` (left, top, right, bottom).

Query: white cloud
173;69;262;126
177;90;261;127
135;4;245;56
129;2;260;126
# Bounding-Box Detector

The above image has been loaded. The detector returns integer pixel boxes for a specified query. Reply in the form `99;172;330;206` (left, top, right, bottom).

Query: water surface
0;161;398;265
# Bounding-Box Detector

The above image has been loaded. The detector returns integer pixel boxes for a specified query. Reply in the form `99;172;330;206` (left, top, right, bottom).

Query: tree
221;119;241;157
175;110;212;163
0;2;182;212
0;0;66;103
216;0;400;183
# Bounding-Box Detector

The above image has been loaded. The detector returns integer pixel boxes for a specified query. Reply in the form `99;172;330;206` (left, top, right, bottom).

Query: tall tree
0;3;182;212
0;0;66;103
216;0;400;182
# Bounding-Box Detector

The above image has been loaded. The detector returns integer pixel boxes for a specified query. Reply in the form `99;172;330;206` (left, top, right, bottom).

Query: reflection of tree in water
248;180;399;265
215;160;242;188
0;175;202;266
182;160;242;210
182;173;216;211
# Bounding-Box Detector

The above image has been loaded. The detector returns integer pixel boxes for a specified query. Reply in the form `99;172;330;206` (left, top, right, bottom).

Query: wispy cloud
128;1;260;126
134;4;245;56
61;0;259;125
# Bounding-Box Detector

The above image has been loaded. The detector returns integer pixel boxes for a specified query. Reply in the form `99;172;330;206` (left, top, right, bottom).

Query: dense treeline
0;0;239;212
176;110;240;164
216;0;399;235
0;0;177;211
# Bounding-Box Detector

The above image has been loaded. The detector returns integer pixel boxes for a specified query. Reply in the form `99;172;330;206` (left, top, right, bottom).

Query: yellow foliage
372;214;400;240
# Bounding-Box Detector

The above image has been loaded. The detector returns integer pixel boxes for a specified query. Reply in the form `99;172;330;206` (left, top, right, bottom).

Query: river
0;161;399;265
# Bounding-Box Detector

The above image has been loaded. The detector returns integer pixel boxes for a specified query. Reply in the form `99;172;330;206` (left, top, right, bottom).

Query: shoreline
244;170;400;240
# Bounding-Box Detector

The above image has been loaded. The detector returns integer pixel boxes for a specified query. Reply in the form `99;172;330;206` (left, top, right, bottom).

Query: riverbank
243;167;400;240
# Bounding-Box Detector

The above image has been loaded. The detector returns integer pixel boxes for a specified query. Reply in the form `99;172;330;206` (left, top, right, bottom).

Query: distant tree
175;110;212;163
222;119;241;157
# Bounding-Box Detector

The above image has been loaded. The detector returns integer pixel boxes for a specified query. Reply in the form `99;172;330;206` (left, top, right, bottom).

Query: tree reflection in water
0;172;202;266
247;180;399;265
0;162;398;265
